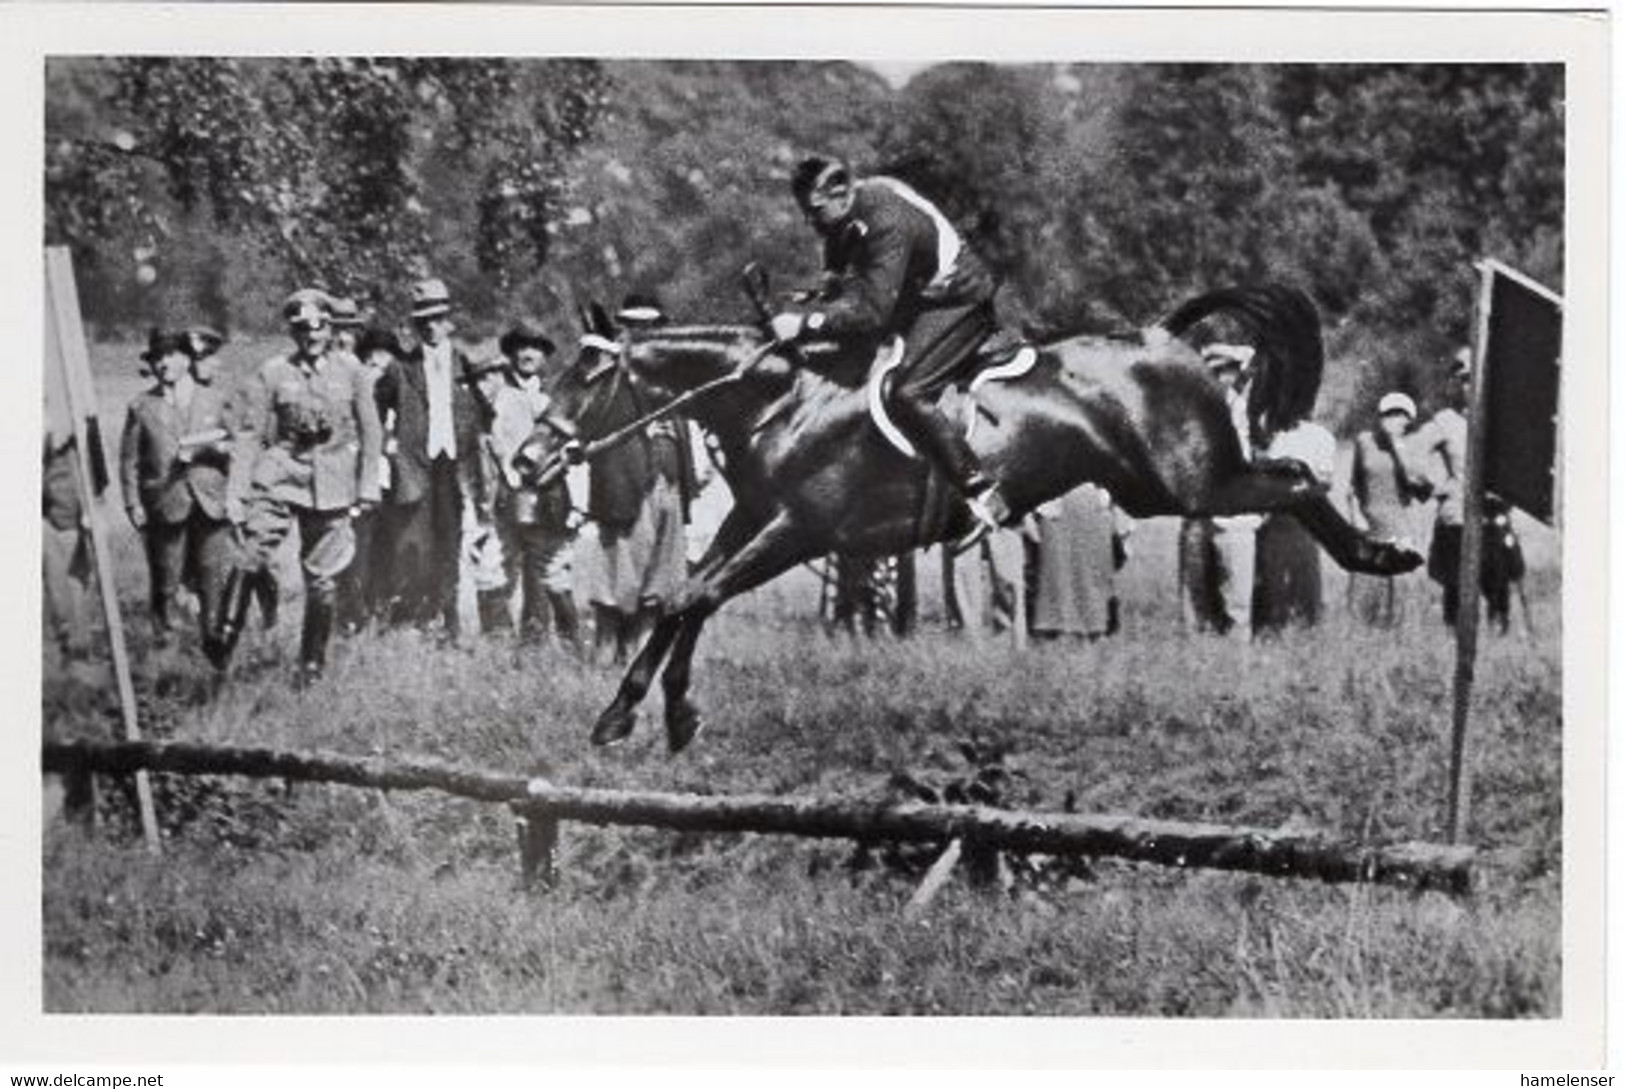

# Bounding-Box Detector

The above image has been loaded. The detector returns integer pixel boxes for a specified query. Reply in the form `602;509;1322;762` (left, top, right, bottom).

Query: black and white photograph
7;1;1611;1074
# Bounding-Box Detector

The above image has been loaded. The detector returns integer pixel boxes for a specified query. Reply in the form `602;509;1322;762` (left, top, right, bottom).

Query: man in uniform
769;156;1010;548
213;289;382;681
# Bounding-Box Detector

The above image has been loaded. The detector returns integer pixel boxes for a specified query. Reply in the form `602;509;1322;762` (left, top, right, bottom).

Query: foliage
46;57;606;331
47;58;1563;433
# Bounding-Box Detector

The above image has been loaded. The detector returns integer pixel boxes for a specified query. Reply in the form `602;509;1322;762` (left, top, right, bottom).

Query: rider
769;155;1011;547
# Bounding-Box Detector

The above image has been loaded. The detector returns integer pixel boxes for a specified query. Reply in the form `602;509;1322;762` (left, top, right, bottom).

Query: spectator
1252;417;1336;634
1349;391;1430;626
373;278;478;642
336;326;403;632
465;321;582;649
1029;483;1124;642
118;328;238;650
1178;343;1260;639
577;293;697;664
1414;348;1524;632
211;289;382;681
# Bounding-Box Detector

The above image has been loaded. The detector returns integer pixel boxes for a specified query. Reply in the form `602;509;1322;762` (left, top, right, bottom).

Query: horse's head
623;325;780;402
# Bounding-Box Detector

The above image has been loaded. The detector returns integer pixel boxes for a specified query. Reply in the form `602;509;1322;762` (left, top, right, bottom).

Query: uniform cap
1377;392;1417;420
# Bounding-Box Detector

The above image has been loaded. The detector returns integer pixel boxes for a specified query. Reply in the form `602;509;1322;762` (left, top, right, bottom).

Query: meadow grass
42;338;1562;1015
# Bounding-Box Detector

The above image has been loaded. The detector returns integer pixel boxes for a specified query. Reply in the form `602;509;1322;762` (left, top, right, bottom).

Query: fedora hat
139;327;192;366
499;319;557;359
355;326;405;362
184;325;225;360
282;288;331;329
409;278;453;321
328;296;364;328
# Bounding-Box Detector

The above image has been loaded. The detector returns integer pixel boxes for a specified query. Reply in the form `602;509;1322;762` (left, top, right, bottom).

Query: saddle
865;335;1039;459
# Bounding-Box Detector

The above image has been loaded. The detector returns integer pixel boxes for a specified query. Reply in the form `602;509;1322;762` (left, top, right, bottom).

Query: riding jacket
804;177;997;342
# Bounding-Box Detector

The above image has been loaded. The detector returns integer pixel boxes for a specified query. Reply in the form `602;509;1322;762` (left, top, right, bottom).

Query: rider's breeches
886;300;998;493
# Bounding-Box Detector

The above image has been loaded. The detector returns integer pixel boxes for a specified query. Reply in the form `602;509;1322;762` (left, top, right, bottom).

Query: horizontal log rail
42;738;1475;896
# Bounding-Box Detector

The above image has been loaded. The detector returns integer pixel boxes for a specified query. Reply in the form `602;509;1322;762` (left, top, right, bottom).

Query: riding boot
889;394;1010;546
547;590;582;654
205;567;256;670
252;568;280;630
299;594;335;684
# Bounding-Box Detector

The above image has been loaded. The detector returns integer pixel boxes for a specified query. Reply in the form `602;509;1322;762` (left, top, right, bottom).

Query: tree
45;57;606;331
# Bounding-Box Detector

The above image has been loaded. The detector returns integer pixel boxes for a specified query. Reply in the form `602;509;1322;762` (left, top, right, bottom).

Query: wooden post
45;248;161;854
513;803;560;890
1446;263;1496;845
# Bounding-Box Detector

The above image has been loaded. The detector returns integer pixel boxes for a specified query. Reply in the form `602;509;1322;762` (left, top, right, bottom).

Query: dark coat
119;382;236;524
585;367;698;531
806;176;997;341
374;344;480;507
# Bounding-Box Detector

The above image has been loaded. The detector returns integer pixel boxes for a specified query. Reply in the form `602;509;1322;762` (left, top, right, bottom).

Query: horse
544;285;1423;754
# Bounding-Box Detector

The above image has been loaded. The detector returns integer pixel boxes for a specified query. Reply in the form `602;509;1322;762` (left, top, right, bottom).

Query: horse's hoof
665;700;704;755
591;705;638;747
1375;538;1425;575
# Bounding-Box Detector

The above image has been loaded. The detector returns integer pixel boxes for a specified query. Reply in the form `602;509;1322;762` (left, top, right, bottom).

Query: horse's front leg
659;511;821;754
589;504;767;747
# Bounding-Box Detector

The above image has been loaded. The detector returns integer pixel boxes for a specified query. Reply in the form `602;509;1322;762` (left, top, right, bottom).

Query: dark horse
546;285;1422;754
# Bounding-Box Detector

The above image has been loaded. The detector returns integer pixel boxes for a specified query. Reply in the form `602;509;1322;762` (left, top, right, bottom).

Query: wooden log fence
42;738;1476;897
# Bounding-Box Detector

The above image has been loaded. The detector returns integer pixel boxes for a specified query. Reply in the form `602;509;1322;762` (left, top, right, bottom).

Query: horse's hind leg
658;512;821;754
589;504;768;748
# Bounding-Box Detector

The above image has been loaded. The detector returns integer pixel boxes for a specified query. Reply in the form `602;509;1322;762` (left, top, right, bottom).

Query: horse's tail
1159;284;1324;444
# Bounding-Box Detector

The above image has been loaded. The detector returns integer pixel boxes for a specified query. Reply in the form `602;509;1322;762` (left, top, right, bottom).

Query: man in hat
212;288;382;680
768;155;1010;550
1350;390;1430;626
576;294;698;664
1177;343;1261;638
119;327;239;648
1413;346;1522;631
336;326;405;632
462;326;582;648
374;277;478;641
328;297;364;358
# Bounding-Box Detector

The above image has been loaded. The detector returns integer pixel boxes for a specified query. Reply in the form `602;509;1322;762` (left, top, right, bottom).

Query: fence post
514;803;560;890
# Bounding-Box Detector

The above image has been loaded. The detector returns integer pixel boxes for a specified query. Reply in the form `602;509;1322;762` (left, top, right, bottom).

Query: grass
40;337;1563;1016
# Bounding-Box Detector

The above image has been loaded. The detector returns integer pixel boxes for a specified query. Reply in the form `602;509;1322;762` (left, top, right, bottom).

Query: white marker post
45;247;161;854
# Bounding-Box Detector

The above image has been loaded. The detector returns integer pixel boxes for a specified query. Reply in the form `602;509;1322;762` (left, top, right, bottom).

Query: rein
533;338;780;488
